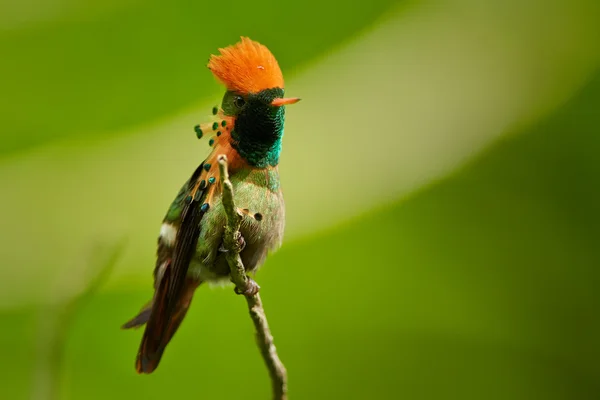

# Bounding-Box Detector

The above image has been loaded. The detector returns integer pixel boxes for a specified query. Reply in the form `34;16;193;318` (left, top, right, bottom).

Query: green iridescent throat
223;88;286;168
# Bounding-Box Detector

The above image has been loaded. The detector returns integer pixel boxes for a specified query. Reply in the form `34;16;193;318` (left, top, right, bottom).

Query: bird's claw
236;233;246;252
219;233;246;253
234;277;260;296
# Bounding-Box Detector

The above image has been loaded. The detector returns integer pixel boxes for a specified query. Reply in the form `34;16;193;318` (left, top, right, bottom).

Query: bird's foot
234;277;260;296
235;233;246;252
219;232;246;253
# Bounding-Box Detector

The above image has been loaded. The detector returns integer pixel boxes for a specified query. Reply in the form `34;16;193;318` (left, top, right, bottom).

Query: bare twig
218;155;288;400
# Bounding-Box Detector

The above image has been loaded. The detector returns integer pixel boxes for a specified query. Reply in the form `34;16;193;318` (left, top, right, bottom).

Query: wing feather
134;163;209;373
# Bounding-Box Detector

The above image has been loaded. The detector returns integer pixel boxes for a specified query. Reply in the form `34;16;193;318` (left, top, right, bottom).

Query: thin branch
218;155;288;400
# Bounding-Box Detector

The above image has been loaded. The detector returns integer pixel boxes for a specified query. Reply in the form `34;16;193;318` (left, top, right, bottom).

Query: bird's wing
123;109;241;373
135;161;211;373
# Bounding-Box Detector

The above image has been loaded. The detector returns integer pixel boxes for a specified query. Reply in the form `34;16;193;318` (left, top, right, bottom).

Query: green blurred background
2;0;600;398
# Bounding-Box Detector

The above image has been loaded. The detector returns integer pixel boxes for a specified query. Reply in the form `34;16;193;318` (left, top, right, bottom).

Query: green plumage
226;88;286;168
160;166;285;278
190;167;285;281
123;85;292;375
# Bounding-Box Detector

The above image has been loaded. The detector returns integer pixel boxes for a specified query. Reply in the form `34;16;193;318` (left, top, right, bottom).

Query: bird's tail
122;301;153;329
122;278;201;374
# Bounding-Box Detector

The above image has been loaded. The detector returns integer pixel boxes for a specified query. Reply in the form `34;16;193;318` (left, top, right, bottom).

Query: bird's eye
234;96;245;108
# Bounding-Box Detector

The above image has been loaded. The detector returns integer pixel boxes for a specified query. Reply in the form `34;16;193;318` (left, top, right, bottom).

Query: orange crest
208;37;284;94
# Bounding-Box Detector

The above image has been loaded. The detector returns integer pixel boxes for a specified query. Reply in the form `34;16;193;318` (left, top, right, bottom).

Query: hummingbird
122;37;299;374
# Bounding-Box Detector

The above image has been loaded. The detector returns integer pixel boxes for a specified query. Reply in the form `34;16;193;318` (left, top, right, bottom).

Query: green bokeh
3;70;599;399
1;0;600;399
0;0;396;154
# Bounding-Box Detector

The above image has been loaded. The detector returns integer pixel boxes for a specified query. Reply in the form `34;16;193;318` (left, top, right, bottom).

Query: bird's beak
271;97;301;107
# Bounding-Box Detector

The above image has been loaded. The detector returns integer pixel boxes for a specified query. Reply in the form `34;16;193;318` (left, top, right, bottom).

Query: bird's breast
189;168;285;282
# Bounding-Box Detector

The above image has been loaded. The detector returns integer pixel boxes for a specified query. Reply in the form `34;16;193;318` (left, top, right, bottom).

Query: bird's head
207;37;299;167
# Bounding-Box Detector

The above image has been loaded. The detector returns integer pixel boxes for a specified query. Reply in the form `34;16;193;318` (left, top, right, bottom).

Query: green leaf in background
64;69;600;399
1;0;600;399
0;0;397;155
2;0;598;309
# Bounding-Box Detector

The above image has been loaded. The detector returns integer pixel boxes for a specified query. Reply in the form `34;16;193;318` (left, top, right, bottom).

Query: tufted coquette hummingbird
122;37;299;374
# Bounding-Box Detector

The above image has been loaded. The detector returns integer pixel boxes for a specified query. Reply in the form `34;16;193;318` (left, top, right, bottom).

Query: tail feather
134;278;201;374
122;301;152;329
